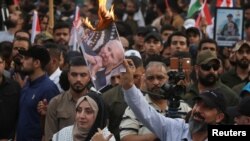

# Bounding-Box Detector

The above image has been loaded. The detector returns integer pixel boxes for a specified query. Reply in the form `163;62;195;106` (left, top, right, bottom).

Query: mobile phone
170;58;191;70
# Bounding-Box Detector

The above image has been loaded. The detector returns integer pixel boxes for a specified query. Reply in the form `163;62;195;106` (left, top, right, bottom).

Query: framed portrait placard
214;8;244;47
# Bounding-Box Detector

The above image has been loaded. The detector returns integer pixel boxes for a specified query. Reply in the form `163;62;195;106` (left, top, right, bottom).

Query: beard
71;82;87;93
236;58;249;69
148;86;165;99
21;68;34;76
189;113;208;134
4;19;17;28
198;73;218;86
126;10;135;16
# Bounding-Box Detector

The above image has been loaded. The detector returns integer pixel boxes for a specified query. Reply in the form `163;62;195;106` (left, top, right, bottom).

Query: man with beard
44;56;91;141
120;59;227;141
119;61;191;141
0;10;25;42
221;40;250;88
53;22;71;47
183;50;239;107
16;46;59;141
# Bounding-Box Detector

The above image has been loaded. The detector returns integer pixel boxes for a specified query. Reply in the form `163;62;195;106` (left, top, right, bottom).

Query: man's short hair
160;24;176;33
166;31;189;47
198;38;218;51
53;22;71;32
14;30;31;39
69;56;87;68
44;43;61;60
146;61;168;73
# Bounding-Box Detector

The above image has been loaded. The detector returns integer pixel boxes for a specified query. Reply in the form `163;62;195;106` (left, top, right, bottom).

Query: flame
82;0;115;31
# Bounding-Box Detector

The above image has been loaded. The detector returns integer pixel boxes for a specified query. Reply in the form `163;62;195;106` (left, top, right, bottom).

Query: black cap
19;46;50;66
136;27;148;35
227;13;233;17
144;32;163;44
227;97;250;117
193;90;226;113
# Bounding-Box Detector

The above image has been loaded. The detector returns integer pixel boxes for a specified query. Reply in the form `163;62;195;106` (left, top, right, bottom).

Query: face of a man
126;1;136;15
99;40;124;68
196;60;220;86
161;30;174;43
144;38;163;55
200;42;217;53
5;11;22;28
110;74;120;86
189;100;224;133
21;56;35;75
133;34;145;48
245;9;250;21
145;65;168;93
161;47;171;59
12;40;29;57
40;16;49;31
68;66;90;93
235;45;250;69
53;28;70;45
0;57;5;76
170;36;188;55
187;33;200;45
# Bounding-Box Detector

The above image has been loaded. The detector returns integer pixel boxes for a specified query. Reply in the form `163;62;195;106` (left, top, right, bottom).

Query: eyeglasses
200;63;220;71
13;47;26;51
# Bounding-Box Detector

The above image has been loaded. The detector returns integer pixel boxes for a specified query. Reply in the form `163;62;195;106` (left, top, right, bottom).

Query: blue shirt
16;74;59;141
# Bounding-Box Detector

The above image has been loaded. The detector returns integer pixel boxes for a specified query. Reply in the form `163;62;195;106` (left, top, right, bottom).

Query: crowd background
0;0;250;141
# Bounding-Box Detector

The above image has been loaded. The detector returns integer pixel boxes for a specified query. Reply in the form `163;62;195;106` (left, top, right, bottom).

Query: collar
66;90;74;102
28;74;47;86
145;94;168;112
49;67;62;80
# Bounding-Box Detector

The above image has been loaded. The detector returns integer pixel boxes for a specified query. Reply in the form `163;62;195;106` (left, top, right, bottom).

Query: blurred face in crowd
161;47;171;59
12;40;29;57
21;57;37;75
245;26;250;40
40;16;49;31
0;56;5;76
126;0;137;16
145;63;168;94
170;35;188;55
5;11;23;28
187;33;200;46
68;66;90;93
199;42;217;53
99;40;124;69
120;37;129;51
161;30;174;43
53;28;70;45
76;100;96;129
196;60;220;86
110;74;120;86
245;9;250;21
235;45;250;69
189;99;224;133
234;115;250;125
144;38;163;56
133;33;145;50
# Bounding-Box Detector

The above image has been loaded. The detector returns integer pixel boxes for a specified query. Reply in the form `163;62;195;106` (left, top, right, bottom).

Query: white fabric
52;126;116;141
122;9;145;27
0;31;14;42
49;67;63;92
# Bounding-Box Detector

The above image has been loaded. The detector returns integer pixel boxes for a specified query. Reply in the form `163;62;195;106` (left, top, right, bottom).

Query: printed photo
214;8;244;47
80;23;125;90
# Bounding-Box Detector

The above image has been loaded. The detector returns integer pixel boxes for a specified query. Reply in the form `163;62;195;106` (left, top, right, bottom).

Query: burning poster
80;0;125;90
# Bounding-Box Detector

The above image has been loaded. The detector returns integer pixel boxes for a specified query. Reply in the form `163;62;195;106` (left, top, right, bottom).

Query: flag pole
47;0;54;34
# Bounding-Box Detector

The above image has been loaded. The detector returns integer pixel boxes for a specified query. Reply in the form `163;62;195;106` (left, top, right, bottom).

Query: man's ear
215;112;225;123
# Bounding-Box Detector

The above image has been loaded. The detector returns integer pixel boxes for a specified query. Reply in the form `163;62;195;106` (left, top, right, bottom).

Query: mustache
193;112;205;121
73;82;84;86
206;73;217;79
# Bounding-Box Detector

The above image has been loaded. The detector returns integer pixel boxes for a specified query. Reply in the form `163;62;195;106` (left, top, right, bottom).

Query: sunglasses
200;63;220;71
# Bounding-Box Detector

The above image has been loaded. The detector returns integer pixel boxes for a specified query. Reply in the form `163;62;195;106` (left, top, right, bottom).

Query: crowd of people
0;0;250;141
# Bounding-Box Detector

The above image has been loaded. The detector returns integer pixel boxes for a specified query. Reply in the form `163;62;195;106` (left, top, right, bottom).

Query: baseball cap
196;50;220;65
232;40;250;51
227;97;250;117
125;49;142;59
183;19;195;29
227;13;233;17
144;31;163;44
19;46;50;66
194;90;226;113
35;31;53;42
